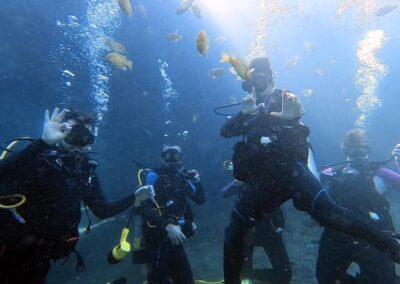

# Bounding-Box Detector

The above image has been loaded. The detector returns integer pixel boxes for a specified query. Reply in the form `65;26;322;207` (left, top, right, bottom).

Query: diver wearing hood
220;57;400;284
135;145;205;284
316;129;400;284
0;108;153;284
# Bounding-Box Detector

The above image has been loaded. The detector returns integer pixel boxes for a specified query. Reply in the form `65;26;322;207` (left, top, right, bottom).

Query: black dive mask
242;73;269;94
345;146;370;165
64;124;95;147
162;149;182;164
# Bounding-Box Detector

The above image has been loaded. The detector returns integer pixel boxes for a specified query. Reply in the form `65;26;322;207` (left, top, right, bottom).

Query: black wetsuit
0;139;135;284
221;111;400;284
221;181;291;283
317;163;400;284
138;166;205;284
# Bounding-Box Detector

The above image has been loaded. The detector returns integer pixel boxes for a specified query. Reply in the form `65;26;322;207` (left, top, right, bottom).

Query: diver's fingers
57;109;67;123
50;108;60;121
255;103;265;111
44;109;50;123
59;124;72;139
251;87;256;99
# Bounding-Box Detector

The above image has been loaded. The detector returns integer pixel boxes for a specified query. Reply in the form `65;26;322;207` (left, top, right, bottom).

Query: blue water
1;0;399;283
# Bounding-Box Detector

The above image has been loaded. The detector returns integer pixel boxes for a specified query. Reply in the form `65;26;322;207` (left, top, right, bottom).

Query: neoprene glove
165;223;187;245
42;108;71;145
270;90;305;120
134;185;155;207
241;87;264;114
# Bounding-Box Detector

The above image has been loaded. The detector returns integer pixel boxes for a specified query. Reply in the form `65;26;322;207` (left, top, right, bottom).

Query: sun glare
198;0;259;52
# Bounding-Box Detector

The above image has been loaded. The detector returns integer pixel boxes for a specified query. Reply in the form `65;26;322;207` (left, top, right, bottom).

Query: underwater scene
1;0;400;283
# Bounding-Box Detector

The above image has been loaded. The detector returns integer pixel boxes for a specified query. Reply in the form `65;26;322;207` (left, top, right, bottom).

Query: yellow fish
196;30;209;56
118;0;133;17
101;37;127;55
106;52;133;71
220;53;254;80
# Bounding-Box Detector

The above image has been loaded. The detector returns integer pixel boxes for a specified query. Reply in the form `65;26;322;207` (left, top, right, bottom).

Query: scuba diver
0;108;154;284
219;56;400;284
316;129;400;284
221;179;291;284
134;145;205;284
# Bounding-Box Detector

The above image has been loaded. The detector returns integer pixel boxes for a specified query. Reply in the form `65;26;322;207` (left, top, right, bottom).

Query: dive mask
345;146;370;164
162;149;182;163
64;124;95;147
242;73;269;94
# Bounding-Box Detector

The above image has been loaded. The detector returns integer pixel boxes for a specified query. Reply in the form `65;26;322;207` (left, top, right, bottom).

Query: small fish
176;0;195;15
316;68;325;76
166;31;183;42
209;68;224;79
285;56;299;70
118;0;133;17
105;52;133;71
196;30;209;56
302;89;314;97
214;35;226;45
101;37;127;55
374;4;398;17
191;2;202;19
345;98;352;102
145;130;152;136
220;53;254;80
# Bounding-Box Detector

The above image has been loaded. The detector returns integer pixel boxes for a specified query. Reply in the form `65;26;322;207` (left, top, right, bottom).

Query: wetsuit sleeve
220;112;253;138
84;174;135;219
0;139;50;184
376;167;400;191
221;180;241;198
186;180;205;205
290;161;400;261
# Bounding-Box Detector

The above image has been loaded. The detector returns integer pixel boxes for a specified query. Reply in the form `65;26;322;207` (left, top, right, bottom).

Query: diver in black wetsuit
221;180;291;284
0;108;153;284
220;57;400;284
316;129;400;284
136;145;205;284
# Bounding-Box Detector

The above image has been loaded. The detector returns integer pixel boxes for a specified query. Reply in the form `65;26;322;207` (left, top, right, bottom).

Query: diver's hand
165;224;186;245
187;169;200;183
270;90;305;120
392;144;400;162
42;108;72;145
134;185;155;207
241;87;264;114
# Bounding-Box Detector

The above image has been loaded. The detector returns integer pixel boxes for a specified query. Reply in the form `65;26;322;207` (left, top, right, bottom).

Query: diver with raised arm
0;108;153;284
220;57;400;284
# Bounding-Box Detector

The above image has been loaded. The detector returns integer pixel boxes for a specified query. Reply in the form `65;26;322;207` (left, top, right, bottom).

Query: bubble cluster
245;0;288;63
336;0;378;27
158;59;179;100
355;30;389;128
84;0;121;122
